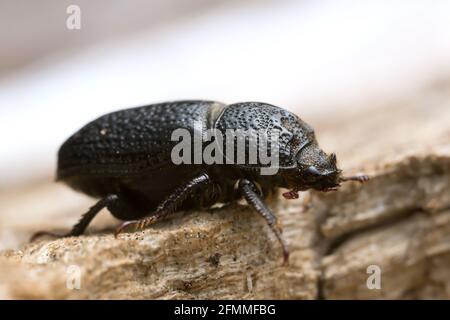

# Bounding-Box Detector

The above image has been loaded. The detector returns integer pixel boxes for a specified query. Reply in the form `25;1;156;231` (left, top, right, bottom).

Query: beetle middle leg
114;173;212;236
238;179;289;265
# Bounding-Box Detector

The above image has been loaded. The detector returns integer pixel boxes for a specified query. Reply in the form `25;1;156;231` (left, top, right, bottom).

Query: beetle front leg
238;179;289;265
114;173;212;236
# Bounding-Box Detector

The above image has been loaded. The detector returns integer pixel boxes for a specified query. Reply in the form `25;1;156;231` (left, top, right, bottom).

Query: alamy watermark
66;5;81;30
366;264;381;290
170;121;280;175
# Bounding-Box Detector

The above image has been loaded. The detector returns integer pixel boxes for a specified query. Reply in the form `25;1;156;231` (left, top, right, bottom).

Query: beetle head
281;143;341;199
281;143;369;199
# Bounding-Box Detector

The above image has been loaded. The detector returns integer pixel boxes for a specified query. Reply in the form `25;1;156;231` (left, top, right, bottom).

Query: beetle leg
114;173;212;237
30;194;120;242
238;179;289;266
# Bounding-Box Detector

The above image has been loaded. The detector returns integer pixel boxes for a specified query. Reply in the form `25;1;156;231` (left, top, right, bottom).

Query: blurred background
0;0;450;249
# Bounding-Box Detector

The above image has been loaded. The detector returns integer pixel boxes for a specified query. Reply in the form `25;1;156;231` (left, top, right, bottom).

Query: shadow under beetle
32;101;368;265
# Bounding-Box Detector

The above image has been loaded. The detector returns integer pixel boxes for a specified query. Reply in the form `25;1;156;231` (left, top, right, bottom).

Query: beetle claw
114;220;139;238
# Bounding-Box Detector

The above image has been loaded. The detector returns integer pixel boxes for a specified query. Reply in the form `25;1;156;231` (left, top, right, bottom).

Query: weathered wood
0;83;449;299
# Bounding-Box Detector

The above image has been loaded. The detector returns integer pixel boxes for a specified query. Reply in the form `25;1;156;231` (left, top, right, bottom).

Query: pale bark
0;82;449;299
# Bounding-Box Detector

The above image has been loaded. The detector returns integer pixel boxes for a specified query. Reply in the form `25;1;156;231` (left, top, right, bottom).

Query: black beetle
32;101;368;264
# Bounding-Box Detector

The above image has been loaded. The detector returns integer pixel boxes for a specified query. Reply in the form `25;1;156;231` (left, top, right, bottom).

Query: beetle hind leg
30;194;127;242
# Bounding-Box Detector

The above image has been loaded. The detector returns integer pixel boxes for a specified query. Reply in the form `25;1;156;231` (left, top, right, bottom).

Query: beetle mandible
32;101;368;265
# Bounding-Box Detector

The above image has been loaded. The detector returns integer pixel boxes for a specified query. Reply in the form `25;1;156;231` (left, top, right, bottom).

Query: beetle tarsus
30;231;66;242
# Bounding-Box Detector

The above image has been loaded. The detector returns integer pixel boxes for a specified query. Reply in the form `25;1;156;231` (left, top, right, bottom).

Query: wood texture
0;82;449;299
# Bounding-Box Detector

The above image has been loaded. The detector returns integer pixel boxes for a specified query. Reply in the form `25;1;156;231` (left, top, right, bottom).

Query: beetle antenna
339;174;369;183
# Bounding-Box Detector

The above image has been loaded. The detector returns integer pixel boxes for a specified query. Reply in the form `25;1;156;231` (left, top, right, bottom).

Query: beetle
31;101;368;265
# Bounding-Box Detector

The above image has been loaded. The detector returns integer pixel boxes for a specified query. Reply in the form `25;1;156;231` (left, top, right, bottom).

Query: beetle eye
306;165;321;176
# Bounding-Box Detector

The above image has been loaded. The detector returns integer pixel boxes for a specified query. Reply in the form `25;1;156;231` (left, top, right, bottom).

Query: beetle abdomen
57;100;223;180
